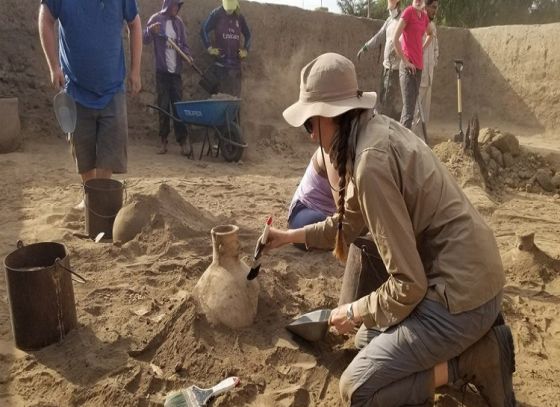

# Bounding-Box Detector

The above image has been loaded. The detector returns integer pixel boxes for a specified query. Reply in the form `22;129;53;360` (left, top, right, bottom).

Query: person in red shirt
393;0;434;129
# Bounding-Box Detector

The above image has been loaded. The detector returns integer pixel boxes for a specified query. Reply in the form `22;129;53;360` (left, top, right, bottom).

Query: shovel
163;36;219;94
164;376;240;407
286;308;331;342
53;90;77;144
452;59;465;143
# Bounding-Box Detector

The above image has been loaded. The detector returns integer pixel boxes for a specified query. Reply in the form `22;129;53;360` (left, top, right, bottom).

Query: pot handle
55;258;87;284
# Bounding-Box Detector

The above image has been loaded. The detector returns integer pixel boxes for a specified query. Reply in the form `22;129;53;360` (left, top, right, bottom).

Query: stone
490;132;520;156
0;98;21;153
489;146;504;168
503;152;515;168
551;173;560;189
479;128;496;145
535;169;554;192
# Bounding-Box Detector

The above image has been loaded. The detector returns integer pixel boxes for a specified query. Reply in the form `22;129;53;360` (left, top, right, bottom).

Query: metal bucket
84;178;124;240
3;241;82;350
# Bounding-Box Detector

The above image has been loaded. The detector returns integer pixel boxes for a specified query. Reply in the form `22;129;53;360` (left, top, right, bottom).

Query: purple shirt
201;7;251;69
143;3;191;74
289;161;336;219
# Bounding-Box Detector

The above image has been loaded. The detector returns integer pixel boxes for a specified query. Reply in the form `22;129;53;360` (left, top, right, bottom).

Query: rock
554;194;560;200
490;132;520;156
480;150;490;165
503;152;515;168
488;159;499;175
518;169;533;180
479;128;497;145
551;173;560;188
535;169;554;192
112;200;155;244
489;146;504;167
0;98;21;153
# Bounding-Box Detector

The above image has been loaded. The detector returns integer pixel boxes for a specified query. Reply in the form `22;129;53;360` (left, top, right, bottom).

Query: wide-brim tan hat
283;53;377;127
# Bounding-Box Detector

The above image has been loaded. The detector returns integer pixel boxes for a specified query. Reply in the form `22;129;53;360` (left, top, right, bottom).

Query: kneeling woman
266;53;515;406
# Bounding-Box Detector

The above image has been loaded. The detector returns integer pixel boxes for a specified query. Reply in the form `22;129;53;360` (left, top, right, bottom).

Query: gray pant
73;92;128;174
399;64;423;129
339;293;502;406
377;68;402;122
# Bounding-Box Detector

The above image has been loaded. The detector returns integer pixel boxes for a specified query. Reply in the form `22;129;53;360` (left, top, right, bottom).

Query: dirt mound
114;183;219;249
434;129;559;195
502;232;560;286
479;128;559;194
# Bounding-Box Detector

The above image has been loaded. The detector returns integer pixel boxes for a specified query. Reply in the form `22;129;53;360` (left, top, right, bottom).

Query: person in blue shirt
200;0;251;97
38;0;142;186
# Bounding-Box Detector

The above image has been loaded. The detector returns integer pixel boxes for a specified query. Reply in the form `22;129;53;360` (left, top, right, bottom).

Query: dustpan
286;308;331;342
53;90;77;134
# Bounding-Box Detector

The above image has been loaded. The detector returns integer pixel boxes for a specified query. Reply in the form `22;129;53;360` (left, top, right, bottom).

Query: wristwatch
346;303;355;324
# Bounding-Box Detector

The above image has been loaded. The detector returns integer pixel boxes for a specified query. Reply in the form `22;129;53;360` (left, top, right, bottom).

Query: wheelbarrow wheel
218;122;244;162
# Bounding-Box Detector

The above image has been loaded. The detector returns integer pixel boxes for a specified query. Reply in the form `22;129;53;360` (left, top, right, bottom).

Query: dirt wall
0;0;558;158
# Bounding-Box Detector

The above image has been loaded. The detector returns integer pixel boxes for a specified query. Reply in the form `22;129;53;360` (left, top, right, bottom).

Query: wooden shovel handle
165;37;204;76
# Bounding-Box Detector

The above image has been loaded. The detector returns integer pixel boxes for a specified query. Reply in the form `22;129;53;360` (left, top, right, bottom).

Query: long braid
330;108;364;262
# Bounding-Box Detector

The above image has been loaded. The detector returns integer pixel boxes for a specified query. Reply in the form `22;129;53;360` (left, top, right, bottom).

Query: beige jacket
305;113;505;330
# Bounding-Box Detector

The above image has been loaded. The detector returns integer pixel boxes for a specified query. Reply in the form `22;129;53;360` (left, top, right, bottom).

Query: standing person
144;0;191;156
39;0;142;187
266;53;515;406
393;0;434;129
413;0;439;139
357;0;402;121
200;0;251;97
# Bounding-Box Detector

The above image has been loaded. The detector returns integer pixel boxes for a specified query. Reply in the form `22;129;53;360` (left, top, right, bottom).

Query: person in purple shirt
288;147;339;250
144;0;192;156
200;0;251;97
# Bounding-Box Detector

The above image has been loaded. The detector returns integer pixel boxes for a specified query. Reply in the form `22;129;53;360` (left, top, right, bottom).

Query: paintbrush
246;215;272;280
164;376;239;407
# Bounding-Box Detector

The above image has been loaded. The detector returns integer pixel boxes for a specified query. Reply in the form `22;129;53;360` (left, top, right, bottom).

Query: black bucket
84;178;123;240
3;241;81;350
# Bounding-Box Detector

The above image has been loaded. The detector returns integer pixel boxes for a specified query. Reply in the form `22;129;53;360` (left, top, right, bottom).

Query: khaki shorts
72;92;128;174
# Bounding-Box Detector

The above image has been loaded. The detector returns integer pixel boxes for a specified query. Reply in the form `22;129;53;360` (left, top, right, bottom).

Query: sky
248;0;342;13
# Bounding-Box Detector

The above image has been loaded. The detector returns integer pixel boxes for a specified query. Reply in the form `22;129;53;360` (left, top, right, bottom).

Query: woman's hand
329;303;359;335
265;227;295;250
404;58;417;74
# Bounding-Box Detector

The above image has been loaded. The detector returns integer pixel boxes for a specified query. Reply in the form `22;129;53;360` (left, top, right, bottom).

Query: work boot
458;324;516;406
157;140;168;155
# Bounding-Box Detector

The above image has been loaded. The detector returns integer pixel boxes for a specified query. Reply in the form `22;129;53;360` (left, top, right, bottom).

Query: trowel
286;308;331;342
53;90;77;159
53;90;77;141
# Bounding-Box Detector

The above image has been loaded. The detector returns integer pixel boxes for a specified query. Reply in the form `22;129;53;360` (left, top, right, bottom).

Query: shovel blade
286;308;331;342
53;91;77;134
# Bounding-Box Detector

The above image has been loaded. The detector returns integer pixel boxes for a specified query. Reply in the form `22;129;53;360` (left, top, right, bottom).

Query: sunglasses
304;118;313;134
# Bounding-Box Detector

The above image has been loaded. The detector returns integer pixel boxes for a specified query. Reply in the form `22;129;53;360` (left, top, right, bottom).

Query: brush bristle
164;391;188;407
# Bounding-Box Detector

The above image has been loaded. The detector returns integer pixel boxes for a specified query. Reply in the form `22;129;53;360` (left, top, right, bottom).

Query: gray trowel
286;308;331;342
53;90;77;139
53;90;77;158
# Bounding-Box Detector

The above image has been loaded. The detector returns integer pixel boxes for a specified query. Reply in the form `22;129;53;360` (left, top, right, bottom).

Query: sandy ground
0;129;559;406
0;1;559;405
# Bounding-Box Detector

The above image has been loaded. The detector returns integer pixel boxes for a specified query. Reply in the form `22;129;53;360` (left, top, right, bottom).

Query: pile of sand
479;128;560;194
434;128;560;196
113;183;220;252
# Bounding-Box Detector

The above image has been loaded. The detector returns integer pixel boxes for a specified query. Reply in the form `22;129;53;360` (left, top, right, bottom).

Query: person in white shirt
357;0;402;121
